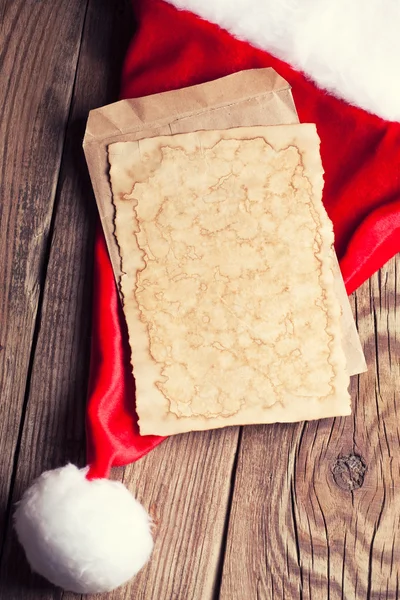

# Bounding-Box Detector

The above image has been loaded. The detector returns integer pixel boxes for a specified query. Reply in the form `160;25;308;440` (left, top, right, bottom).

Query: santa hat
14;0;400;594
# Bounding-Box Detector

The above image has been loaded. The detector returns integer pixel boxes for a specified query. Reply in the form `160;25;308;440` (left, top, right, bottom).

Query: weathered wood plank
0;0;134;597
0;0;89;546
219;254;399;600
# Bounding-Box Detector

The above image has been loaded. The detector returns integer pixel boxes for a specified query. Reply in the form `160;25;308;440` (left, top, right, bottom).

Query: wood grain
1;0;399;598
0;0;89;546
219;254;400;600
0;0;134;596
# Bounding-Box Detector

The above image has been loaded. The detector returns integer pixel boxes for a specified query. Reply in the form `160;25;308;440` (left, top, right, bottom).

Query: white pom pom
14;464;153;593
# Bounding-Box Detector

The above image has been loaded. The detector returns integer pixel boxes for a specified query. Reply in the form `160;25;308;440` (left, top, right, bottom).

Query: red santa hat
14;0;400;594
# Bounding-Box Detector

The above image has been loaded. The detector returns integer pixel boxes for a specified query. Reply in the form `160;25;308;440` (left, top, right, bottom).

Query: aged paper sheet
108;124;351;436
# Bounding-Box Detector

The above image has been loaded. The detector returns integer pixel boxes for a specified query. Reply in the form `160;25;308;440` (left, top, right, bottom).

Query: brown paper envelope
83;67;366;376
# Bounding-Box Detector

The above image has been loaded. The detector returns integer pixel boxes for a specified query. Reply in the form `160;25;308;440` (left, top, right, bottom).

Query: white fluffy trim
14;464;153;594
168;0;400;121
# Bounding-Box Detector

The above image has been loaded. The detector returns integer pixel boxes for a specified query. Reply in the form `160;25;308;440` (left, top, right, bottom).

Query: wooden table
1;2;399;598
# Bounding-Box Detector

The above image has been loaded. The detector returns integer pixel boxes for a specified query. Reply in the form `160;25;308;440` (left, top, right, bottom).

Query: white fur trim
168;0;400;121
14;465;153;593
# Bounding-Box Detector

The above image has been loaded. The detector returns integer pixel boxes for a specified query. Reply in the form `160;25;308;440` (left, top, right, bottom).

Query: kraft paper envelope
83;68;366;378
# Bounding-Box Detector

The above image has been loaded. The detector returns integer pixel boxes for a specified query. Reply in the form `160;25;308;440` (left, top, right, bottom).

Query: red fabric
86;224;163;479
86;0;400;478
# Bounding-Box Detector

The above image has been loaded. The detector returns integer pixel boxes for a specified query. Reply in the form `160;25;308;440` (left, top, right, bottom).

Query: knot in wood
332;454;367;491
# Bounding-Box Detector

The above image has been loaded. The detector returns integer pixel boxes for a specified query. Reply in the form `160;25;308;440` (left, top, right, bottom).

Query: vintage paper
83;68;366;381
108;125;351;436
